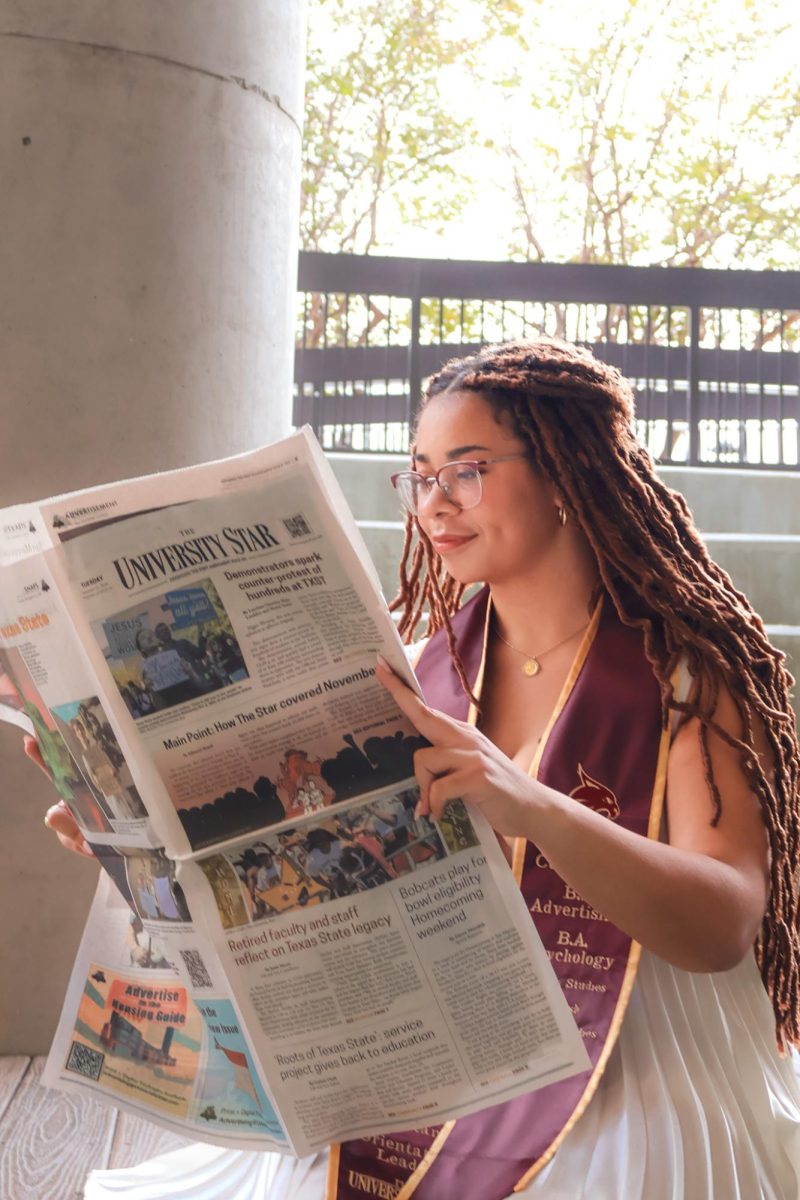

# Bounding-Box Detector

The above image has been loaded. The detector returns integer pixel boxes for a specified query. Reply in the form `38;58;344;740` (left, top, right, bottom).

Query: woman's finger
413;747;473;811
427;772;474;821
23;735;51;778
375;655;464;743
44;803;94;858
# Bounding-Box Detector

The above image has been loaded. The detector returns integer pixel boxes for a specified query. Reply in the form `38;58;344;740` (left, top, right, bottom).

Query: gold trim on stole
326;1143;341;1199
398;595;613;1200
329;600;671;1200
511;597;603;885
512;664;672;1192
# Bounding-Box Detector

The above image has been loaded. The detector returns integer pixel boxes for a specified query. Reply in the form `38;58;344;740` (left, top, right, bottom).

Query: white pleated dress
85;948;800;1200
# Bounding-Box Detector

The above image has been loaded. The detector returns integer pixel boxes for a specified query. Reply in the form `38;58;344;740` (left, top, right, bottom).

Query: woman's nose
417;478;458;517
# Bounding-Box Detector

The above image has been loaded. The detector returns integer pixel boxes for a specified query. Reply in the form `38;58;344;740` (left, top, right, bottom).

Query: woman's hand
375;655;538;839
376;656;769;973
44;801;95;857
24;736;94;858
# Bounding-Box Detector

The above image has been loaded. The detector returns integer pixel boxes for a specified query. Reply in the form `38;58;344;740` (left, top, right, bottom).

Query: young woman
39;337;800;1198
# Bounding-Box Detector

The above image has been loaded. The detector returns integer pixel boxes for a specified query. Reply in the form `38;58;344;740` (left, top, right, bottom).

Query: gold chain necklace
494;617;590;677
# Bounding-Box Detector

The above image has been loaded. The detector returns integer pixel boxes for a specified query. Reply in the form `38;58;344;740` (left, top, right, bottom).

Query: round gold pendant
522;658;541;677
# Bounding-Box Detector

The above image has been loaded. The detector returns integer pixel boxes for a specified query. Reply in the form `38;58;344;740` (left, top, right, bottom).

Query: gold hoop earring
557;505;568;527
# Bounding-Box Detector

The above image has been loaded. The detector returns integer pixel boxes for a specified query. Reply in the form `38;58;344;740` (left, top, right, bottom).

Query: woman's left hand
376;655;537;838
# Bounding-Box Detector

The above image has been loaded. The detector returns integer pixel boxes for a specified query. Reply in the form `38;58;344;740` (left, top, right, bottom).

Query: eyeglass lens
398;463;482;513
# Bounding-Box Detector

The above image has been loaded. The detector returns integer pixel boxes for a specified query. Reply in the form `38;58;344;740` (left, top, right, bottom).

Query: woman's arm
376;657;769;973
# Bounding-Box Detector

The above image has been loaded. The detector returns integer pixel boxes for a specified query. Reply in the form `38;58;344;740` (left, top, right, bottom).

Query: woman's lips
430;532;476;554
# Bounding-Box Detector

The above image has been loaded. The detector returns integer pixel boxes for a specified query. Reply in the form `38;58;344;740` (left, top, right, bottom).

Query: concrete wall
0;1;306;1054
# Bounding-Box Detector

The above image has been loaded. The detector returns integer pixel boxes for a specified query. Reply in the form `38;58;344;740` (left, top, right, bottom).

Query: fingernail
376;653;390;670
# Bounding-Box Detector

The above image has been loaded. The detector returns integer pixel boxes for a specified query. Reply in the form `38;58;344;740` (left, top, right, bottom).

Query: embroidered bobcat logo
569;763;620;820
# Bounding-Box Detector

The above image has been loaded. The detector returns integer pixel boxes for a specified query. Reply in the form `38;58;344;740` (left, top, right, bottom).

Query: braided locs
390;336;800;1047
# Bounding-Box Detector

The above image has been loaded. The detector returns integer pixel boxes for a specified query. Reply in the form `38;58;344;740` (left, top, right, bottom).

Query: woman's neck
489;536;600;651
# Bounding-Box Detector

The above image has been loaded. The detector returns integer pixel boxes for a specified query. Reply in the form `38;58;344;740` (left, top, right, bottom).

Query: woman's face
136;628;160;656
71;721;88;747
412;390;561;588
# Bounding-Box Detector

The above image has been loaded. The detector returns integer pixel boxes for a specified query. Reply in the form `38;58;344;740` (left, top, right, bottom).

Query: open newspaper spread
0;429;588;1156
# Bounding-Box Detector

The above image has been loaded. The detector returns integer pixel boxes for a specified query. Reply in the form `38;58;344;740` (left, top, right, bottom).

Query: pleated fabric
84;1142;329;1199
521;949;800;1200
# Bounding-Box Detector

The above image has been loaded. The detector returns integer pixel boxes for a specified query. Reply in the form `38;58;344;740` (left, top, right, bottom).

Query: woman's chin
439;558;483;586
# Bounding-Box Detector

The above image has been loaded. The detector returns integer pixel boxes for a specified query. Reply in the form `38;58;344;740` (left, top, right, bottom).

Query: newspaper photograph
0;555;154;845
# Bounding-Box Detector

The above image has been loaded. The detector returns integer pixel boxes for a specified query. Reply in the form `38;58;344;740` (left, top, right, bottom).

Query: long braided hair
390;336;800;1046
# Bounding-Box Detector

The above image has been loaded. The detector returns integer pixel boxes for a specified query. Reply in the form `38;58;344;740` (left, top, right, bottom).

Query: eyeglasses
390;454;528;515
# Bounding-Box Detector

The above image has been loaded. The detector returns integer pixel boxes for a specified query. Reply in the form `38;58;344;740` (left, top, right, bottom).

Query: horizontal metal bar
298;252;800;310
295;342;800;389
294;391;410;424
294;389;800;426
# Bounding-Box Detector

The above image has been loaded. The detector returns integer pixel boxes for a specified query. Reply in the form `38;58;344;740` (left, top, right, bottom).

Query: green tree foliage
302;0;521;255
500;0;800;271
299;0;800;362
303;0;800;272
301;0;521;347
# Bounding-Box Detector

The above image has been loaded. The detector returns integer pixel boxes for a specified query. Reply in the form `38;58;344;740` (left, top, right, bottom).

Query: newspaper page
0;505;54;731
0;428;590;1151
36;430;427;860
0;554;155;847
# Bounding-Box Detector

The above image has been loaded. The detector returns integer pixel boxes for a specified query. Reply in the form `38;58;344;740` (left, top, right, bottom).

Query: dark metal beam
298;251;800;310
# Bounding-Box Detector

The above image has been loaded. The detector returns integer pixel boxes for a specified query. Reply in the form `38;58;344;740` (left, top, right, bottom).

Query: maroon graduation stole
328;587;668;1200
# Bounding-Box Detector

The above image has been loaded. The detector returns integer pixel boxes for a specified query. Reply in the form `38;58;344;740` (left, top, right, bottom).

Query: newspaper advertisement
53;870;289;1148
0;429;589;1153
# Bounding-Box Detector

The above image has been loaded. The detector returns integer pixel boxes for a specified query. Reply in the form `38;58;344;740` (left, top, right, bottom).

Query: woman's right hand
24;736;94;858
44;801;95;857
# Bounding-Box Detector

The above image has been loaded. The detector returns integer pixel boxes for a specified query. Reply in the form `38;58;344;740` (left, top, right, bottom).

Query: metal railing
294;253;800;467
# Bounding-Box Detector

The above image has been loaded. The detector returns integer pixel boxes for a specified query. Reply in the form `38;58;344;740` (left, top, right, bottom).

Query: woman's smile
429;529;478;555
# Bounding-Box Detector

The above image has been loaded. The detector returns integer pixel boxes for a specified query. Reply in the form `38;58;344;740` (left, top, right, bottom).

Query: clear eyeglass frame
390;453;528;515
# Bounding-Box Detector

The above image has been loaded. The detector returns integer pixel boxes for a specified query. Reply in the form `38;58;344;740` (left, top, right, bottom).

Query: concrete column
0;0;306;1052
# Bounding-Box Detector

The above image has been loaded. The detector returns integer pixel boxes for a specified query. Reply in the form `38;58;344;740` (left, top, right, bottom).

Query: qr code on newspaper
66;1041;104;1082
283;513;312;539
179;948;213;990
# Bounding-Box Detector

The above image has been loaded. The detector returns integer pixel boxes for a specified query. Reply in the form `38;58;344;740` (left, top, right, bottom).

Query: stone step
660;467;800;536
764;628;800;716
702;536;799;627
330;454;800;534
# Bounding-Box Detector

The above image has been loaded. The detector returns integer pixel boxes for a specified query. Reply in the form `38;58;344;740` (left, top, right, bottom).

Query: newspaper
1;429;589;1156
